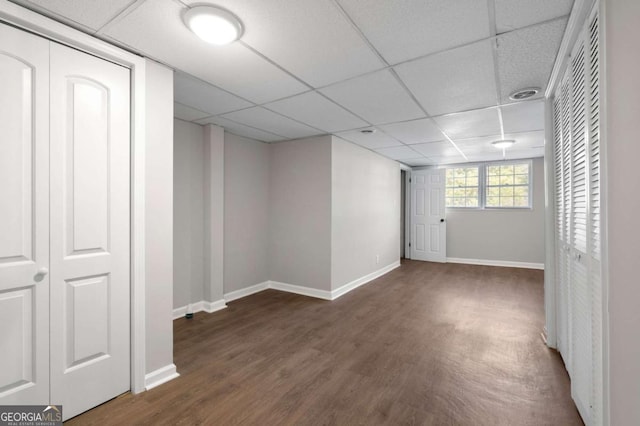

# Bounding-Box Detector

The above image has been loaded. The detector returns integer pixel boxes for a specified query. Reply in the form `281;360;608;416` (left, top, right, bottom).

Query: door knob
440;218;445;222
34;267;48;282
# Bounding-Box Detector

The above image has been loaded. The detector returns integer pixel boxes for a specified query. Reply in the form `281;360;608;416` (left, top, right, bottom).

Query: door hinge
409;178;412;183
409;242;411;247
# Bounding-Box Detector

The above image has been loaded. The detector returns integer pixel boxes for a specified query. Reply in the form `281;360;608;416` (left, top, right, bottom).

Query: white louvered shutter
551;4;603;425
587;11;603;426
569;36;592;421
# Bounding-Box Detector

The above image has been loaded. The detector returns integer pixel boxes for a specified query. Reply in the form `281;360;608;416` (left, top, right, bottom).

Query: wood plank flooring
68;260;583;425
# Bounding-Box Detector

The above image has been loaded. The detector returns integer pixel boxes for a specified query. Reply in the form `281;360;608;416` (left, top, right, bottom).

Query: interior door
49;42;131;420
411;168;446;262
0;23;50;406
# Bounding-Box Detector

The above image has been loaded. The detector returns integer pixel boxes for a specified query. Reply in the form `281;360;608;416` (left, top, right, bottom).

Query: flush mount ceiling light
509;87;541;101
492;139;516;149
183;6;244;45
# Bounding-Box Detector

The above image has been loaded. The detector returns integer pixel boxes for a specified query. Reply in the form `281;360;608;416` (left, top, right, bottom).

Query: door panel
0;23;49;405
411;169;446;262
49;42;130;420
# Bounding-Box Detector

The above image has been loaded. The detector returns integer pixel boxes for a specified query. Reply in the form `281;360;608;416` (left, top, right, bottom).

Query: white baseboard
202;299;227;313
331;261;401;300
173;299;227;320
269;281;332;300
224;281;269;302
446;257;545;270
145;364;179;390
180;262;401;314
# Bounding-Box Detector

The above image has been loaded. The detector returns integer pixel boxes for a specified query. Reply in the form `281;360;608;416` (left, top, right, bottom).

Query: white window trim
444;159;534;210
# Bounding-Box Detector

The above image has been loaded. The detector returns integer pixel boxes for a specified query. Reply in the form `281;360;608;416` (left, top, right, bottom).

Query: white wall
444;157;545;265
224;133;270;293
144;60;174;374
269;136;332;291
604;0;640;423
331;137;401;289
173;119;205;309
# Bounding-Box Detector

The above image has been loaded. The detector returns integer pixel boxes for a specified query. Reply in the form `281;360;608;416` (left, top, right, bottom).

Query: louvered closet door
551;5;602;426
569;35;592;420
587;11;603;426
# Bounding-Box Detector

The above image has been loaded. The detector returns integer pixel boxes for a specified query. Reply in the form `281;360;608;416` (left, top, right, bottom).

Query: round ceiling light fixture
492;139;516;149
509;87;541;101
183;6;244;45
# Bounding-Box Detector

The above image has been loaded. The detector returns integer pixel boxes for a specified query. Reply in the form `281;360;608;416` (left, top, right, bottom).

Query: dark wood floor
68;260;582;425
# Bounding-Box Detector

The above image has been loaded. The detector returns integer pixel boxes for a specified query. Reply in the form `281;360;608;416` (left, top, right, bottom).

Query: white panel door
0;23;50;406
411;169;446;262
49;43;131;420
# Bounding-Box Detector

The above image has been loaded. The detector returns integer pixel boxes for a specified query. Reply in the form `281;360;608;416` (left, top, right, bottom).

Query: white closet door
587;11;603;426
0;23;50;406
49;42;131;420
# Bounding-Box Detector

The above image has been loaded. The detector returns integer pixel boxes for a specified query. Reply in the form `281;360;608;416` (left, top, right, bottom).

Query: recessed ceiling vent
509;87;541;101
360;129;376;134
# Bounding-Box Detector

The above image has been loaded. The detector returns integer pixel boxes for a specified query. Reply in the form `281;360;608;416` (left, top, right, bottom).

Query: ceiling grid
9;0;573;165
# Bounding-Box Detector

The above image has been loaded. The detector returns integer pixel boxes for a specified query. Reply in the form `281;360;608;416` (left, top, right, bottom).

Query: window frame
444;159;534;210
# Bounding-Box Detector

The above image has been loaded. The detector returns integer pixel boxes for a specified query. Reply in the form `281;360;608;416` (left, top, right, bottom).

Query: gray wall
269;136;332;291
331;137;401;289
224;133;270;294
145;60;174;374
605;0;640;423
204;124;225;302
444;157;545;264
173;119;205;309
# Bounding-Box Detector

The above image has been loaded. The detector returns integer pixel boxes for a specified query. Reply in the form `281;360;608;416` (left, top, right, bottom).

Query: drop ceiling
12;0;573;166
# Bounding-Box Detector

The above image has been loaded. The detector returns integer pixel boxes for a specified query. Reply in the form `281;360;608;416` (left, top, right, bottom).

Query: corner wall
604;0;640;423
269;136;332;291
173;119;205;309
331;137;401;290
224;133;270;294
144;60;175;377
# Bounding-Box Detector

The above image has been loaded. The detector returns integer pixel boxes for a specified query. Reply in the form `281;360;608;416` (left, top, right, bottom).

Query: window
486;163;531;208
445;161;532;209
445;166;479;207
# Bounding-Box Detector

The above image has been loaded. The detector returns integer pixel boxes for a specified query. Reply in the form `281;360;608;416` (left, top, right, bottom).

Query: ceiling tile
428;154;467;165
403;158;436;167
12;0;136;31
497;18;567;103
504;131;545;149
174;72;252;116
320;69;424;125
335;129;402;150
101;0;308;103
195;116;284;143
375;145;421;160
174;102;210;122
434;108;501;139
179;0;384;87
221;107;322;139
378;118;445;144
264;92;367;132
411;141;461;157
395;40;498;116
337;0;491;64
501;100;545;133
495;0;574;33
